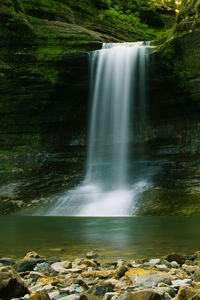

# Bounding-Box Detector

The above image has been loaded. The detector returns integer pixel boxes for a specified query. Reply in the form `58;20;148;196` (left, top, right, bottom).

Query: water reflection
0;216;200;260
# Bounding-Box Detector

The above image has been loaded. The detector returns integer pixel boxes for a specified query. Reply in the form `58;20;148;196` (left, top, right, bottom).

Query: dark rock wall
132;53;200;216
135;0;200;216
159;0;200;103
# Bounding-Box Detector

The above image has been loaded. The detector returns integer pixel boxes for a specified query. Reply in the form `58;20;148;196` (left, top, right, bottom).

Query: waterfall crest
45;42;150;216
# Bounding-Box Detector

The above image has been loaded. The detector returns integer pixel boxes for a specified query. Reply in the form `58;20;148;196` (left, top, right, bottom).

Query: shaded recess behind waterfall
45;42;152;216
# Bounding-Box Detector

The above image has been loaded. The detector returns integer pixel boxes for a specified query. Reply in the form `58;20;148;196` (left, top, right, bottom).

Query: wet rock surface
1;251;200;300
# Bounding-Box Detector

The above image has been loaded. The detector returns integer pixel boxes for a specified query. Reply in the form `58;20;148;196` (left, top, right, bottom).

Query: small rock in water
34;262;52;273
47;258;61;265
183;254;197;261
49;248;64;253
149;259;161;265
0;257;14;266
24;252;41;259
17;258;46;272
85;252;99;260
165;253;185;265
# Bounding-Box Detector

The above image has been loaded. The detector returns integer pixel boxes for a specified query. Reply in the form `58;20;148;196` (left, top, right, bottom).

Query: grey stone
28;271;47;279
51;261;73;273
88;284;114;298
104;279;126;289
128;272;171;288
61;284;84;294
155;265;169;271
16;258;46;272
171;261;179;268
33;284;54;293
48;290;60;299
155;287;176;297
171;279;192;287
34;262;52;273
58;296;80;300
103;293;120;300
149;259;161;265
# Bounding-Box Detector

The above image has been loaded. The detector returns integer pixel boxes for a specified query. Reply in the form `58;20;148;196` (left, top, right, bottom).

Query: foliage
97;0;179;41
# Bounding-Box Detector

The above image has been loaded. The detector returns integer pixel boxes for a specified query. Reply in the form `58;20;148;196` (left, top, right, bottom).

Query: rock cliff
0;0;199;215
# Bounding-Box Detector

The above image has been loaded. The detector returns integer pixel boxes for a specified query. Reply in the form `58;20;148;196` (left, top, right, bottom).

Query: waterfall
45;42;150;216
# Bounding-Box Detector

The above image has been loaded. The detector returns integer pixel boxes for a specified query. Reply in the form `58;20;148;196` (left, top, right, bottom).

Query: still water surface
1;216;200;260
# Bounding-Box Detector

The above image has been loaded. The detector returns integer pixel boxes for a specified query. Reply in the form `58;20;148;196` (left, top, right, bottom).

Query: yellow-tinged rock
78;264;88;270
125;268;157;277
49;248;64;252
170;276;177;281
24;251;41;259
39;277;60;286
82;259;98;268
82;270;116;278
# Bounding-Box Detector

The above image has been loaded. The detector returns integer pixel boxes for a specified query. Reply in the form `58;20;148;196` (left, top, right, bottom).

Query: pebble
149;259;161;265
171;278;192;287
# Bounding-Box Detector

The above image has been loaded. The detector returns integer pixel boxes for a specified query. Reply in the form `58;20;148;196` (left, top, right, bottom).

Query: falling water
45;42;150;216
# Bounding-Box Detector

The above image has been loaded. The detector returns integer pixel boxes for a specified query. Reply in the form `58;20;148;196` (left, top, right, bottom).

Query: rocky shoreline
1;251;200;300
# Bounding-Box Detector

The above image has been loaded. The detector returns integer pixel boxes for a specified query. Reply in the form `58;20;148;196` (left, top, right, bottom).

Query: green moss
0;150;19;155
0;161;12;172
